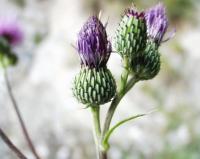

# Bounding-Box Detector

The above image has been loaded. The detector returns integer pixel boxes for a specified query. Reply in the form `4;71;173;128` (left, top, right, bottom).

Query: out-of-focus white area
0;0;200;159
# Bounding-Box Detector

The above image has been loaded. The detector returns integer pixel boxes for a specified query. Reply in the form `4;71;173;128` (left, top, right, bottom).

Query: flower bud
0;16;23;46
74;16;116;106
0;16;22;67
0;37;17;67
131;41;160;80
131;3;170;80
114;8;147;61
77;16;111;69
73;67;116;106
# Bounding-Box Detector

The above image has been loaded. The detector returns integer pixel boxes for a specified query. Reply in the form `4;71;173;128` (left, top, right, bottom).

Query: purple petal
125;8;145;19
145;3;169;44
77;16;111;68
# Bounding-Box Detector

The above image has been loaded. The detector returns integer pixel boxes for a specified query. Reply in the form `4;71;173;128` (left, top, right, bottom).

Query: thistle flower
74;16;116;106
0;16;23;46
114;8;147;62
77;16;111;69
145;3;168;44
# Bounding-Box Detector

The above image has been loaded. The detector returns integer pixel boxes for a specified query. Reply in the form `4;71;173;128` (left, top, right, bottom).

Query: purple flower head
77;16;111;68
145;3;168;44
0;16;23;46
125;8;145;19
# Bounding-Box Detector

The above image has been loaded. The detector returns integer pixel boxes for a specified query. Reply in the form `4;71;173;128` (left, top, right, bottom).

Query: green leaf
0;53;18;68
102;113;146;150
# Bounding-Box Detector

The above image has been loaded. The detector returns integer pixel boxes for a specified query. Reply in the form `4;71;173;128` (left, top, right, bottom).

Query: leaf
102;113;146;150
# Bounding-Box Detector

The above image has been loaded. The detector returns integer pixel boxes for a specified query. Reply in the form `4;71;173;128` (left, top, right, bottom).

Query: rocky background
0;0;200;159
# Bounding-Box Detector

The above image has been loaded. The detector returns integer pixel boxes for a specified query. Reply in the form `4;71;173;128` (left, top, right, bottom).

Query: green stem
118;57;130;94
91;106;101;137
102;57;130;138
124;75;139;95
102;74;139;151
91;106;104;159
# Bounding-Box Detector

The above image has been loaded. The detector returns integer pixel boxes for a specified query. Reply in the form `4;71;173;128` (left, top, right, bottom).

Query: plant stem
102;75;138;150
102;57;130;139
99;151;107;159
91;106;101;159
0;127;28;159
91;106;101;137
3;67;41;159
91;106;108;159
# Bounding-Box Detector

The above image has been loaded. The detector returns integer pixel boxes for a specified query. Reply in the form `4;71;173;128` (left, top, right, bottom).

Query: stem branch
3;66;41;159
102;57;131;138
0;127;28;159
102;73;138;150
103;114;145;147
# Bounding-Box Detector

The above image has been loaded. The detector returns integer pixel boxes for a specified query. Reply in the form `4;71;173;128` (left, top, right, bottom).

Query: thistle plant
73;3;173;159
0;3;173;159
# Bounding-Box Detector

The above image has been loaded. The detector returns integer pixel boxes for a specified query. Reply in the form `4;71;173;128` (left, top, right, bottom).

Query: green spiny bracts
0;38;17;67
114;9;147;65
73;67;116;106
131;41;160;80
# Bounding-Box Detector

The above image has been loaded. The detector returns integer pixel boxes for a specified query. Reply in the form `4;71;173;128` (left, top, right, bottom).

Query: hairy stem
0;127;28;159
3;67;41;159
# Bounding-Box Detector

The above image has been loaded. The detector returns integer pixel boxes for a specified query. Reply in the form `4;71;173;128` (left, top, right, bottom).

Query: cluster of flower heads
74;3;173;105
113;3;172;80
76;3;171;70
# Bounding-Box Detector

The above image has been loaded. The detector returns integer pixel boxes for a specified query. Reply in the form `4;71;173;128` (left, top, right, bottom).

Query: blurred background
0;0;200;159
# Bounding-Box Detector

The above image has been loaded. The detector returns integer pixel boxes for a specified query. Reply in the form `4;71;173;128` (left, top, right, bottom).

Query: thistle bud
77;16;111;69
73;67;116;105
145;3;168;45
119;3;168;80
130;3;171;80
114;8;147;61
131;41;160;80
0;37;17;67
74;16;116;106
0;16;23;46
0;16;22;67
